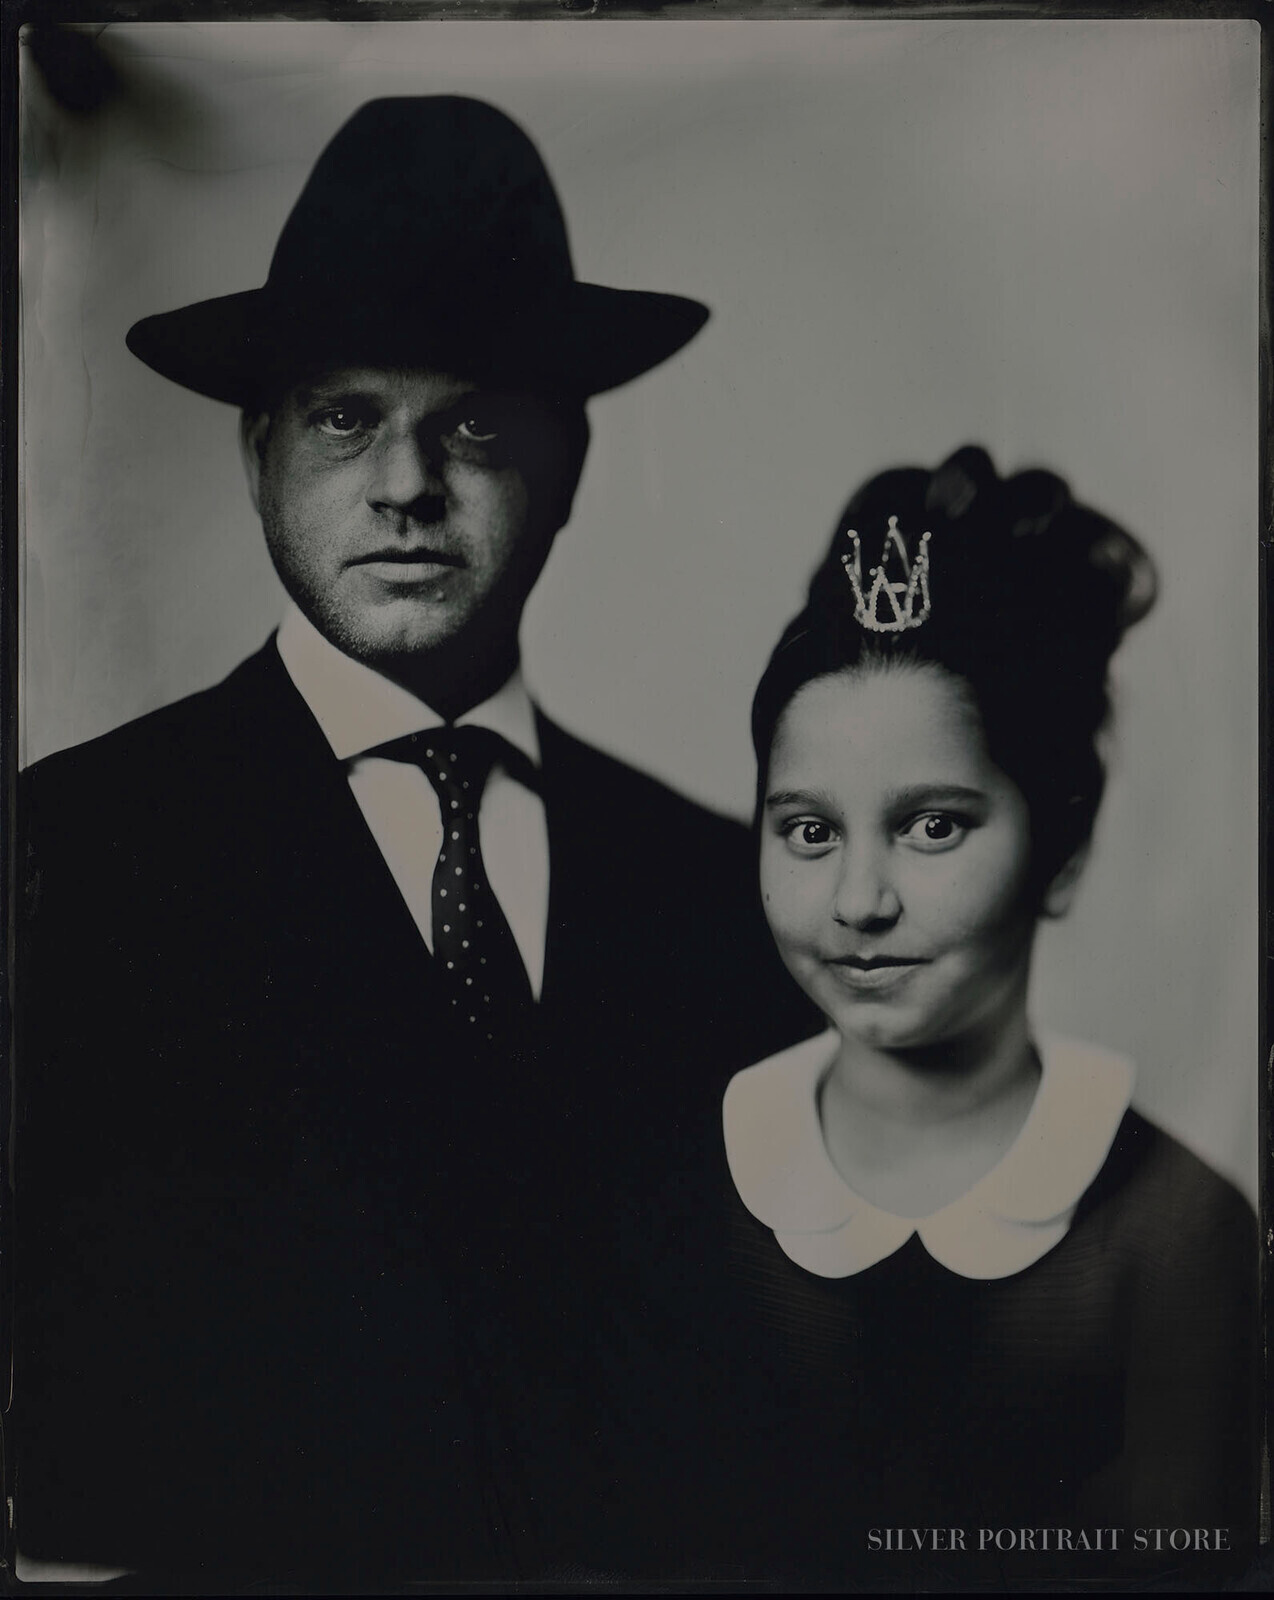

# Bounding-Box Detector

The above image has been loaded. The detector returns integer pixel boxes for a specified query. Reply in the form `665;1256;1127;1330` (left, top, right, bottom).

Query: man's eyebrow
293;380;377;406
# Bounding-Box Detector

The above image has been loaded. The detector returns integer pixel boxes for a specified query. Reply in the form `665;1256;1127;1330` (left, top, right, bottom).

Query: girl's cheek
765;893;819;945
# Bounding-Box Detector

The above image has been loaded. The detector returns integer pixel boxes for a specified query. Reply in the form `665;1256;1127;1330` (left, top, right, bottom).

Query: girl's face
759;664;1038;1056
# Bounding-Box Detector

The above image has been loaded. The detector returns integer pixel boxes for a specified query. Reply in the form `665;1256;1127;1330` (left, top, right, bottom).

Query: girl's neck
819;1001;1042;1218
830;1003;1036;1125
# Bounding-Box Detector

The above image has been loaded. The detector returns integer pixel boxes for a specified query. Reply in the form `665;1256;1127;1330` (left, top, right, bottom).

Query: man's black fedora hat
126;96;709;405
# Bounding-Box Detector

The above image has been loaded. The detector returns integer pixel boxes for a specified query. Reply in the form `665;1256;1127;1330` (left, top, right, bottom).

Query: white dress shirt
724;1030;1136;1281
276;604;549;998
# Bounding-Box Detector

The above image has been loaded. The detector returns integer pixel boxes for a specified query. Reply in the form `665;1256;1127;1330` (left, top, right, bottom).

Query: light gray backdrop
20;19;1260;1200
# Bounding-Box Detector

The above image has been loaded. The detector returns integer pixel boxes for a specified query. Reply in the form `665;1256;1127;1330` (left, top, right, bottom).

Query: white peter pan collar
723;1031;1135;1281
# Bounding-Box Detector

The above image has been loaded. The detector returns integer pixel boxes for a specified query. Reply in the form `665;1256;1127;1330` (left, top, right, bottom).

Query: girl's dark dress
492;1031;1256;1588
661;1030;1259;1588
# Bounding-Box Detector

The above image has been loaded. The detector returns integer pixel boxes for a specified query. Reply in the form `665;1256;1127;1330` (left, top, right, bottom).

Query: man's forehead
288;366;481;406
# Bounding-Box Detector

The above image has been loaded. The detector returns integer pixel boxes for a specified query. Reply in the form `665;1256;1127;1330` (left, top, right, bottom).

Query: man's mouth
352;549;464;566
351;550;466;586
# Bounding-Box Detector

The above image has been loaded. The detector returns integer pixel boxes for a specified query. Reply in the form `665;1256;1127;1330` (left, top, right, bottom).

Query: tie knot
382;724;543;804
407;726;502;803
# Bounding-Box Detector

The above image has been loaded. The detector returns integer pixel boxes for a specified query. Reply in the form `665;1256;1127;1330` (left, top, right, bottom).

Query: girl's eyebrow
765;783;990;814
885;783;989;810
764;788;839;811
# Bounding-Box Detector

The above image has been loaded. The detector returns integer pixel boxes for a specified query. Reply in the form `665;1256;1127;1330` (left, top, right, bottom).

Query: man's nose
365;427;446;514
831;840;902;931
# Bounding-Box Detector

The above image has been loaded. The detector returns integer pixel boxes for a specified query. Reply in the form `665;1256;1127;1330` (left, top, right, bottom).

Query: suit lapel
220;680;629;1026
221;640;439;998
536;712;693;1024
204;640;511;1183
536;712;608;1019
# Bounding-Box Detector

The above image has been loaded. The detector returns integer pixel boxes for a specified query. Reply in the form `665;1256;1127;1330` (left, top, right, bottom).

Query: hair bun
1004;493;1158;662
1083;516;1158;632
924;445;994;522
999;468;1071;541
807;445;1157;663
930;447;1157;659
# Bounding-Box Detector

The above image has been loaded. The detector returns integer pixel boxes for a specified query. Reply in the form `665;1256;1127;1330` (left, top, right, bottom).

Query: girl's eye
313;406;374;438
781;817;839;856
899;812;968;851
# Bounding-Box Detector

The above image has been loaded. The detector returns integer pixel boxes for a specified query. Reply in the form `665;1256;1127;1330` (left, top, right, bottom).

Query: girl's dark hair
751;445;1158;896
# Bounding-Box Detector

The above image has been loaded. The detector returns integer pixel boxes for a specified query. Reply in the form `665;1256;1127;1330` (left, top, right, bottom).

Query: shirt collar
723;1030;1135;1281
276;603;540;768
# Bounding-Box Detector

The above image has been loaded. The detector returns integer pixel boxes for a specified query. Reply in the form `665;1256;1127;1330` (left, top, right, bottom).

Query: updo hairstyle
751;446;1158;900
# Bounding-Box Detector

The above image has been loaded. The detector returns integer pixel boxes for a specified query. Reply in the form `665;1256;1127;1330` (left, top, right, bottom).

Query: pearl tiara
840;515;932;633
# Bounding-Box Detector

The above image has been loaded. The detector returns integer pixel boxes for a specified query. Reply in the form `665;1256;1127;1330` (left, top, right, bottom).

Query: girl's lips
824;956;928;993
836;955;924;968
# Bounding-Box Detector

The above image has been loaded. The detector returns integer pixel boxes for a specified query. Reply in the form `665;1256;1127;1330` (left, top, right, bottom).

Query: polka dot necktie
399;725;535;1033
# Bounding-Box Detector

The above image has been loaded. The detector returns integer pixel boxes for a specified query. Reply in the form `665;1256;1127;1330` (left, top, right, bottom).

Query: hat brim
125;282;709;407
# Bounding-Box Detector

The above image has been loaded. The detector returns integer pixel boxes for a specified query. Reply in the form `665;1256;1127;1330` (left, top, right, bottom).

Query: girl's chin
837;1021;931;1053
824;1005;929;1052
820;991;964;1054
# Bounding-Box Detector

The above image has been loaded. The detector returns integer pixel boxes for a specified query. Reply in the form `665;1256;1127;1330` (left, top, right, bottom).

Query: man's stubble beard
263;524;557;719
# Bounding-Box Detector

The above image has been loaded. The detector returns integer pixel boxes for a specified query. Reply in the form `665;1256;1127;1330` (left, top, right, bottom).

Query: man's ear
1042;840;1090;919
239;411;272;513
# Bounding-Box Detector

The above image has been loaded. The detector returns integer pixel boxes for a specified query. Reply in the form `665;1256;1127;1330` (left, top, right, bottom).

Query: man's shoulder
22;643;288;801
537;714;752;846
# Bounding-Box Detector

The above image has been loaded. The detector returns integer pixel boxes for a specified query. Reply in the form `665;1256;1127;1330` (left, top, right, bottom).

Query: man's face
242;366;583;671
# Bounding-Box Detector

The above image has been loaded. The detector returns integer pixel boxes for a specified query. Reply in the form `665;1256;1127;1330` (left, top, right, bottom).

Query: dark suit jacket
14;641;816;1586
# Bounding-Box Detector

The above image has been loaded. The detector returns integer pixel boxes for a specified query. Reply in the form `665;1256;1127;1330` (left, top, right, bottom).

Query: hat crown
269;96;575;298
125;93;709;405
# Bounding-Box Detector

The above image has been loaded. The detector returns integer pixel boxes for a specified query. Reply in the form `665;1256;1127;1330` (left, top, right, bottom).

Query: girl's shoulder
722;1029;844;1233
723;1029;839;1122
1084;1104;1257;1266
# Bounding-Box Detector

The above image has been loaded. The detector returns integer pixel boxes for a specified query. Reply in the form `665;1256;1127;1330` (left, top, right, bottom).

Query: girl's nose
831;842;901;930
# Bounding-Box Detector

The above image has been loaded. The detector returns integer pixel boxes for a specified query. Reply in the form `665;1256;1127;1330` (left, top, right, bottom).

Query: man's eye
454;416;499;443
781;817;839;856
312;407;374;438
899;813;969;851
